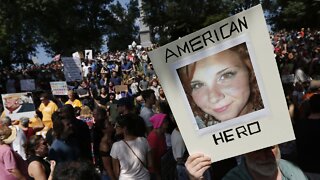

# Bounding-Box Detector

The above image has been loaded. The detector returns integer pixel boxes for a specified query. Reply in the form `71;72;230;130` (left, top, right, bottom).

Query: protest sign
115;85;128;93
62;57;83;82
85;49;93;60
50;81;68;95
148;5;295;162
20;79;36;91
1;92;35;120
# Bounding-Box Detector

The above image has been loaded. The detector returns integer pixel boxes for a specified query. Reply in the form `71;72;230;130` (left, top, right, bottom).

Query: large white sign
50;81;68;95
148;5;295;162
62;57;82;82
1;92;35;120
85;49;93;60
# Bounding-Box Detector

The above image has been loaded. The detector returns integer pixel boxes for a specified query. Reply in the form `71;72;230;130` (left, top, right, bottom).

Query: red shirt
147;130;167;173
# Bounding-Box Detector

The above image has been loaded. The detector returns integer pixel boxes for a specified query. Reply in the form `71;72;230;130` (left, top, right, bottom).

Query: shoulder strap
122;140;147;168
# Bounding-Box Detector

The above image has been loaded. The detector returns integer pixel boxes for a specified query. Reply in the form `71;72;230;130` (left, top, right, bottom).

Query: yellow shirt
38;101;58;128
65;99;82;108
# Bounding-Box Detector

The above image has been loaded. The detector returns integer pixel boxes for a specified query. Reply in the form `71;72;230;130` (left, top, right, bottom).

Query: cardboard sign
1;92;36;120
20;79;36;91
50;81;68;95
115;85;128;93
148;5;295;162
62;57;83;82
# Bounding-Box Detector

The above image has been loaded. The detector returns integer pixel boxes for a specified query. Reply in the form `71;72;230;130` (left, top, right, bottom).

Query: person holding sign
185;145;308;180
178;43;263;126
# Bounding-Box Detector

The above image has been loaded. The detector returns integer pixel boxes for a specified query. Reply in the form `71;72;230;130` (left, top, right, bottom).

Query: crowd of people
0;28;319;180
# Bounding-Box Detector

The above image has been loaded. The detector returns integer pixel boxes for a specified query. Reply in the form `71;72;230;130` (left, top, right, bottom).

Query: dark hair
25;135;44;157
93;107;107;129
116;113;145;137
40;92;50;100
141;89;155;101
52;160;100;180
59;104;76;119
310;94;320;113
52;111;72;139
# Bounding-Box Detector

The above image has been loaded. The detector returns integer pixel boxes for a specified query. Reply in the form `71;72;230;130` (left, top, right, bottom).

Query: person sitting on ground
185;145;308;180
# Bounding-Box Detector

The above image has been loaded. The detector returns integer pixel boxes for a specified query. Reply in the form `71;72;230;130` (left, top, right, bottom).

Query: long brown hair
177;43;263;126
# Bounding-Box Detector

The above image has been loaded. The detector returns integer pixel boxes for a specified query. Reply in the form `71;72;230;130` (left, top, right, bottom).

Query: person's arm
147;149;154;172
28;161;47;180
112;158;120;179
138;82;143;91
47;160;56;180
185;153;212;180
100;138;116;180
32;117;45;133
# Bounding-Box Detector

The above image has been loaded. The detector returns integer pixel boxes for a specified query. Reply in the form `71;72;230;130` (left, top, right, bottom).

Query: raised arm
185;153;212;180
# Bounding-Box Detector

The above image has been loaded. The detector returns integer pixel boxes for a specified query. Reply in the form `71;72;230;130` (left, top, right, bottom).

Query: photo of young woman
177;42;264;129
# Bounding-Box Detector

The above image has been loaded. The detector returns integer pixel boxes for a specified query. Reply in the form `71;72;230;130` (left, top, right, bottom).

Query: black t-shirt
27;155;51;180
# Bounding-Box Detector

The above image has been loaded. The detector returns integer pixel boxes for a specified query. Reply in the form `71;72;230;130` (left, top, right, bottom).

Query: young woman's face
190;49;250;121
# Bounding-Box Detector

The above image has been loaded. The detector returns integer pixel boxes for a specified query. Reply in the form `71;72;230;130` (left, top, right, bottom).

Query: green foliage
0;0;40;67
0;0;319;68
36;0;114;55
141;0;261;45
268;0;320;30
0;0;139;68
106;0;139;51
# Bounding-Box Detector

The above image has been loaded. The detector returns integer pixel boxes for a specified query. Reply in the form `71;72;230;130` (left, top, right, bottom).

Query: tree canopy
141;0;319;45
0;0;318;68
0;0;139;68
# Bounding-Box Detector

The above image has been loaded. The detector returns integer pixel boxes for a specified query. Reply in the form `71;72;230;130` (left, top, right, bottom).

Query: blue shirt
48;138;80;163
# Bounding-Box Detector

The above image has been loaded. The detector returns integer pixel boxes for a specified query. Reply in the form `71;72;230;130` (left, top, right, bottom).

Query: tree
0;0;41;68
106;0;140;51
267;0;320;30
36;0;114;56
141;0;260;45
0;0;115;68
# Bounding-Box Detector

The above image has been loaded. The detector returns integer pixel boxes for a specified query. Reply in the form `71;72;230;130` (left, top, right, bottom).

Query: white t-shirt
130;82;139;95
171;129;186;161
110;137;150;180
11;125;27;160
139;107;154;128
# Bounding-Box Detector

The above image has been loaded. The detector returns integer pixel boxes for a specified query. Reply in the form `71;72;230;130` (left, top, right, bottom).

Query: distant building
138;0;152;48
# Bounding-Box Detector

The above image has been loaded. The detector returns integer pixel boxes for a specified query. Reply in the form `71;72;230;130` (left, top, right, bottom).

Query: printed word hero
212;121;261;145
